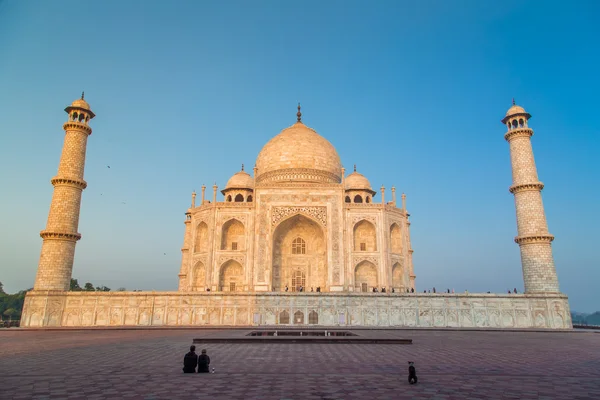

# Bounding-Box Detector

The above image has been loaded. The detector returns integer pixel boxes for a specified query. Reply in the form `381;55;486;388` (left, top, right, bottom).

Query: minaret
33;94;95;291
502;101;560;293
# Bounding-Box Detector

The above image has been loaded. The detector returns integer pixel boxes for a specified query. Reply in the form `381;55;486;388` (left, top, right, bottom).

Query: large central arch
272;214;326;291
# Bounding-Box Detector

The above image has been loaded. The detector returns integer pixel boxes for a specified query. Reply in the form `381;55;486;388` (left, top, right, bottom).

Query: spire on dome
512;98;516;105
354;164;357;172
297;103;302;123
241;163;244;171
81;91;85;100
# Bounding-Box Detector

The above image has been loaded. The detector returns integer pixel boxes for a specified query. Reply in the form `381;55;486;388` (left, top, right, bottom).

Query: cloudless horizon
0;1;598;312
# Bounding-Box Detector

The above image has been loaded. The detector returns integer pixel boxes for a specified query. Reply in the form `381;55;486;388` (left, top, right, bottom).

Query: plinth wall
20;291;572;329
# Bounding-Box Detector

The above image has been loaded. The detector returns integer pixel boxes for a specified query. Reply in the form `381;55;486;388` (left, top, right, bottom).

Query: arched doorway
221;219;245;251
391;262;404;290
192;261;206;291
272;214;326;292
219;260;244;291
390;223;402;253
354;261;377;292
354;220;377;252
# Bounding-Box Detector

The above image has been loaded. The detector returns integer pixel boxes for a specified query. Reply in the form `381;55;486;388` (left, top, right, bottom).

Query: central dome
255;121;342;185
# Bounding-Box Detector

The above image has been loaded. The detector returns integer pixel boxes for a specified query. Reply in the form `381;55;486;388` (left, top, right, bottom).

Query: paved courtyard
0;328;599;399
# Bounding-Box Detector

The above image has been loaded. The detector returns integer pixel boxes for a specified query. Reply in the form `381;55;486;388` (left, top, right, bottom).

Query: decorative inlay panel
271;206;327;227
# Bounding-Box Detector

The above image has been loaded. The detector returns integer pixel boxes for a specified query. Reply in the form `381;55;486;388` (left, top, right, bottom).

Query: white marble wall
21;291;572;329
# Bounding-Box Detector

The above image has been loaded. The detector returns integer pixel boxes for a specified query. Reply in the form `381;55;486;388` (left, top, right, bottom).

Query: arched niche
221;219;245;250
294;311;304;325
194;222;209;253
390;223;402;253
391;262;404;289
234;193;244;202
345;196;351;203
272;214;326;292
279;310;290;324
308;310;318;324
192;261;206;290
219;260;243;291
353;220;377;251
354;194;363;203
354;261;377;291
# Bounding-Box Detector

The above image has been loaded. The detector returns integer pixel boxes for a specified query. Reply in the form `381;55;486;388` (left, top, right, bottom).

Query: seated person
183;345;198;373
198;349;211;373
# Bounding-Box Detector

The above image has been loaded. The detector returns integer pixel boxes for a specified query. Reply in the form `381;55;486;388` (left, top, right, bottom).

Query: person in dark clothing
183;345;198;373
197;349;211;373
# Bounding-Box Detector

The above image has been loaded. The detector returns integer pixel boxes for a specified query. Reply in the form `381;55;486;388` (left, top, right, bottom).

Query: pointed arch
192;261;206;290
294;310;304;325
345;196;351;203
247;195;253;202
308;310;318;324
272;214;326;292
353;220;377;251
354;260;377;291
279;310;290;324
390;223;402;253
391;262;404;289
354;194;363;203
221;219;245;250
219;260;243;291
194;222;209;253
234;193;244;202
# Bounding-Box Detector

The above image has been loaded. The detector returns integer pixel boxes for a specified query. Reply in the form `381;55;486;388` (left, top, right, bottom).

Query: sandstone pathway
0;329;599;399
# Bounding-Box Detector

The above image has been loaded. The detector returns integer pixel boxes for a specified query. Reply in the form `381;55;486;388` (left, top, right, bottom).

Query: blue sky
0;0;598;312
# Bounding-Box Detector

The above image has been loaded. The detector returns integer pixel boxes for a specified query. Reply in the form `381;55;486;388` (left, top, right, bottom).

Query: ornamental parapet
40;230;81;241
62;121;92;135
50;176;87;190
514;234;554;245
504;128;533;141
256;168;340;185
345;203;384;209
509;182;544;194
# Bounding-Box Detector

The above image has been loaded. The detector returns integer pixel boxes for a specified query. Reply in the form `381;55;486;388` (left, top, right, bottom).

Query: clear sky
0;0;598;312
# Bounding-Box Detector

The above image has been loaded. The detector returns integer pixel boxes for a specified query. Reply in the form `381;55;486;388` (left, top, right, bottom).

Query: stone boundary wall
20;291;572;329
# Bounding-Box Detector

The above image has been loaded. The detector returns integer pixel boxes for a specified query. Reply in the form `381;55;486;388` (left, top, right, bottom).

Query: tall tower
33;94;95;291
502;101;559;293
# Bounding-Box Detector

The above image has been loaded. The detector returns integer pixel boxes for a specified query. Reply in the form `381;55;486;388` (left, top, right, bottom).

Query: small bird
107;165;111;168
121;202;126;204
163;253;166;255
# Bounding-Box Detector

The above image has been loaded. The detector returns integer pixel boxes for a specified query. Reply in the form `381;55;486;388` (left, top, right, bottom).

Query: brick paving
0;329;599;399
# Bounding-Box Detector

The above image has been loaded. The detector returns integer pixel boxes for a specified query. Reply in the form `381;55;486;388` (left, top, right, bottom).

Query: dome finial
297;103;302;122
353;164;356;172
241;163;244;171
81;91;85;100
512;98;516;106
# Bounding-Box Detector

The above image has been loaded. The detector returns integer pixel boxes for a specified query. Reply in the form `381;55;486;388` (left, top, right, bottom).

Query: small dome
225;170;254;190
345;171;372;190
501;101;531;124
71;98;91;110
505;104;526;117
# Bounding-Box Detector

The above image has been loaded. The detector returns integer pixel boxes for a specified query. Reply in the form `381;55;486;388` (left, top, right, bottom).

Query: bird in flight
107;165;111;168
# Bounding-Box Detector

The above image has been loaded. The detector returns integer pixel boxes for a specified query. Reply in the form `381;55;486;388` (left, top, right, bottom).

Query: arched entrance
219;260;244;291
391;262;404;290
272;214;326;291
354;261;377;292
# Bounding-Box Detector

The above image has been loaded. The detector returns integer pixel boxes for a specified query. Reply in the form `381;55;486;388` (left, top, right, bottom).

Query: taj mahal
20;96;572;329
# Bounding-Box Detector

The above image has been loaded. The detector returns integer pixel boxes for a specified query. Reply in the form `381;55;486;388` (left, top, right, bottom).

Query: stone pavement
0;329;599;399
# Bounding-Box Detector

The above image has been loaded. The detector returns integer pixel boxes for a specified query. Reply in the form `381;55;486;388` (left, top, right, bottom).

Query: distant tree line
571;312;600;326
0;281;29;323
69;278;112;292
